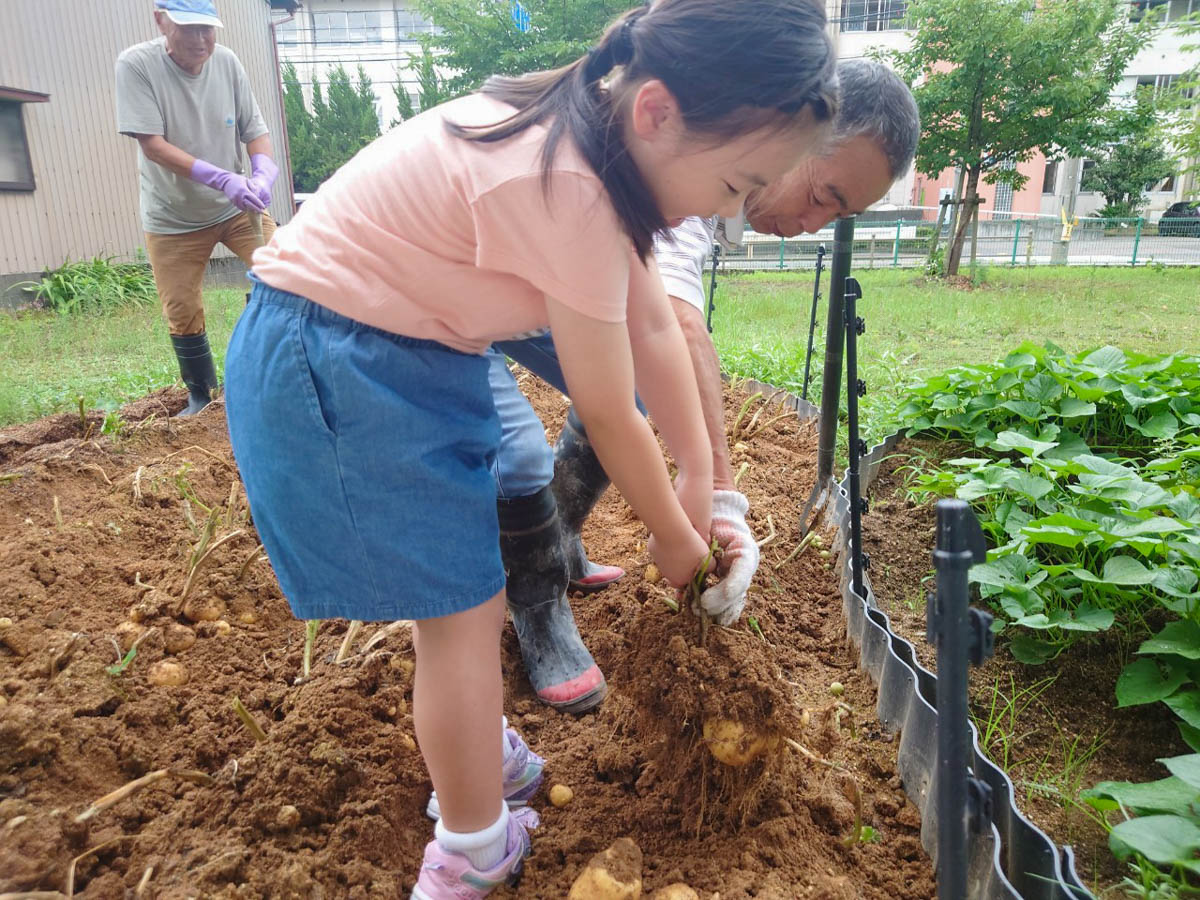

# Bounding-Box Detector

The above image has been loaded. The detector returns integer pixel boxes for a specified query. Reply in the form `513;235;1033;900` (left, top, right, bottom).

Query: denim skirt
225;278;505;621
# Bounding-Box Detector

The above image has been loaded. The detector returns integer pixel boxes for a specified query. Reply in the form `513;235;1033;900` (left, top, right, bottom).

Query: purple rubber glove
248;153;279;207
189;158;266;213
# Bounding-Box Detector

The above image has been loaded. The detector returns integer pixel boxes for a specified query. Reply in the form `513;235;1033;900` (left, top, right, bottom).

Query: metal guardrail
721;217;1200;270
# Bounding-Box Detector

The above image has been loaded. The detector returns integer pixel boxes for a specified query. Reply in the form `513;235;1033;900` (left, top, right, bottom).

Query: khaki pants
145;211;277;336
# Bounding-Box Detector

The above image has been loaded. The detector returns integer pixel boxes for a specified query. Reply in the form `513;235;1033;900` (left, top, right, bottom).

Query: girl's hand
648;529;712;589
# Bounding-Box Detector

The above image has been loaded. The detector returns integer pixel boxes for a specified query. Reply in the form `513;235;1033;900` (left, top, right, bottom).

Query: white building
825;0;1200;219
275;0;439;130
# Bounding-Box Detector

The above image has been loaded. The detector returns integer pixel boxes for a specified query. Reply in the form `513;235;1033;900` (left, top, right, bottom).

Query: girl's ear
628;79;681;143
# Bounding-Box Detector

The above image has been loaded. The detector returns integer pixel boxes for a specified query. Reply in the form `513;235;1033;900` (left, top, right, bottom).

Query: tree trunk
946;167;980;276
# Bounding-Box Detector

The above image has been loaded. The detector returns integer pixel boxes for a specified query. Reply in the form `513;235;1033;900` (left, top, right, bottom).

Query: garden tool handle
248;210;265;248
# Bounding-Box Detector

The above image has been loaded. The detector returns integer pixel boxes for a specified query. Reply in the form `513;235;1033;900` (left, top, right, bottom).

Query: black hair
447;0;837;259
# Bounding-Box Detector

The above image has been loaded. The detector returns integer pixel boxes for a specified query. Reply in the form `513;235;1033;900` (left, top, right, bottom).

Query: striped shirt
652;214;745;312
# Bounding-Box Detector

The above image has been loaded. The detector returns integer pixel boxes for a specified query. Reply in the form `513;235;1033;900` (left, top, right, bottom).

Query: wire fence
721;216;1200;271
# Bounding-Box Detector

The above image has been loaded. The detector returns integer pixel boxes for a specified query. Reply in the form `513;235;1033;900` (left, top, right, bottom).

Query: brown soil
862;441;1189;895
0;378;934;899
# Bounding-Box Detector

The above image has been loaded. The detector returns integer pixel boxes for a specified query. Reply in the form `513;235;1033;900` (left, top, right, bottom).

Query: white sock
435;804;510;870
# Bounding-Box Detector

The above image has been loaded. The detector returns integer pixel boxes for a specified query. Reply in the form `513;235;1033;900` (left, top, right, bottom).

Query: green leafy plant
896;342;1200;747
1082;753;1200;892
20;255;157;315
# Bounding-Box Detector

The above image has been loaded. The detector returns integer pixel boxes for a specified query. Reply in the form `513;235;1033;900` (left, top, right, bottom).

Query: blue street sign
510;0;531;32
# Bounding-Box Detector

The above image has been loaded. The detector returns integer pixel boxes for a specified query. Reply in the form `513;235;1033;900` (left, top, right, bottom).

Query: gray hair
830;59;920;178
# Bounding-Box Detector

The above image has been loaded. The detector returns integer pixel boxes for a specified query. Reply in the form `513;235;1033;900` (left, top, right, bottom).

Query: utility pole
1051;156;1083;265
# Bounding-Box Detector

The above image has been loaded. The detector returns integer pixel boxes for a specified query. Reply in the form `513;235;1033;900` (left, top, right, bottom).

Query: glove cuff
712;489;749;518
189;158;226;190
250;153;279;187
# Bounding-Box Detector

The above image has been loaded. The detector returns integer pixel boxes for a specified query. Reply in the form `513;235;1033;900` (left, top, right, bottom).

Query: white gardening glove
698;490;759;626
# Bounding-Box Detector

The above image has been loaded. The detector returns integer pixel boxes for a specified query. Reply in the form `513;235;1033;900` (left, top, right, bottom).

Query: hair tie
583;7;645;82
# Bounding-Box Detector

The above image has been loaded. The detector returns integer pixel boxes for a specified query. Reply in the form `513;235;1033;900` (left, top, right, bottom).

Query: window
1042;160;1058;195
840;0;908;32
1079;159;1097;193
396;7;437;36
0;92;46;192
347;11;382;41
275;13;302;44
314;11;348;43
1130;0;1197;22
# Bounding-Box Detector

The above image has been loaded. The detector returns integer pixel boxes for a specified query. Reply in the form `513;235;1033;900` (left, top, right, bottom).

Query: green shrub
20;255;157;315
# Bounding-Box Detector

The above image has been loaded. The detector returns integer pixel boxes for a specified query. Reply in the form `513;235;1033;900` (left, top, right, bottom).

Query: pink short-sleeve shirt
252;94;638;354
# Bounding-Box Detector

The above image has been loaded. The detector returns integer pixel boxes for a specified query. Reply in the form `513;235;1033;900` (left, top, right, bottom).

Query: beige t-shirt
253;93;652;354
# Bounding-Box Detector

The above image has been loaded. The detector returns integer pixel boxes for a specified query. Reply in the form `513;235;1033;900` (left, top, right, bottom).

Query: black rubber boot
499;485;607;715
551;408;624;593
170;332;219;416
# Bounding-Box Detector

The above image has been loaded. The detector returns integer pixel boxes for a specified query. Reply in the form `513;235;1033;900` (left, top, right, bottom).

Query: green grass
0;266;1198;430
712;266;1200;445
0;289;246;426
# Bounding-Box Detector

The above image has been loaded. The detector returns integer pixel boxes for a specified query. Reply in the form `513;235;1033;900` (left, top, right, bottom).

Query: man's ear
628;79;681;144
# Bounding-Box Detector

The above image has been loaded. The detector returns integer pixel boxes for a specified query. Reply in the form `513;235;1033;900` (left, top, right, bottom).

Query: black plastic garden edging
734;376;1093;899
831;430;1094;900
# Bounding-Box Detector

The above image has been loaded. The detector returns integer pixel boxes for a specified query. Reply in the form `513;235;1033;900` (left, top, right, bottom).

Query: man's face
156;12;216;72
743;135;894;236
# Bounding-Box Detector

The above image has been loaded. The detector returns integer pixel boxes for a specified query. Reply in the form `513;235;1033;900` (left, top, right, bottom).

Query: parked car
1158;201;1200;237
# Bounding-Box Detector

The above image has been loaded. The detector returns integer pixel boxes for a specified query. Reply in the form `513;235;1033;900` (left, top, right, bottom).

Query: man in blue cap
116;0;281;415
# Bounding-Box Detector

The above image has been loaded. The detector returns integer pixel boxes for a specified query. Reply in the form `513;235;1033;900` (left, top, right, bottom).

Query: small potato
568;837;643;900
703;718;779;767
182;593;226;624
829;681;845;697
275;805;301;831
549;784;574;808
212;619;232;636
733;442;749;453
130;589;170;623
236;609;259;626
163;623;196;655
148;659;188;686
0;617;13;629
115;620;145;653
651;886;700;900
399;733;417;751
644;564;661;585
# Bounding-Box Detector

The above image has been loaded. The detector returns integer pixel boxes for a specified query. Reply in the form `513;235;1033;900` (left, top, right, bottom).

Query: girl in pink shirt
225;0;836;895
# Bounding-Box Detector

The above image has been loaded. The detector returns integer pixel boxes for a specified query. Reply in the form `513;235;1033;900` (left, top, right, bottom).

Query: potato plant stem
232;696;268;742
302;619;319;678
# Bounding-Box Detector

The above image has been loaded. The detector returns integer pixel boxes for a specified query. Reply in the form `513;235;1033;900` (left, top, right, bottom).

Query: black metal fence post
843;276;867;598
927;499;992;900
799;217;855;535
801;243;826;402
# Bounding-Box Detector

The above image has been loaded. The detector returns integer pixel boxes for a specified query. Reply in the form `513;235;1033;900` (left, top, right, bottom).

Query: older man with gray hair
486;59;920;716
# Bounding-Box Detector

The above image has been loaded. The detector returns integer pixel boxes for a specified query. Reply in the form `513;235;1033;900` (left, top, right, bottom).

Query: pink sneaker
425;726;545;820
410;807;539;899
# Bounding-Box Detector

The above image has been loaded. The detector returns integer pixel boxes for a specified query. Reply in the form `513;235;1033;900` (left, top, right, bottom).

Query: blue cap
155;0;224;28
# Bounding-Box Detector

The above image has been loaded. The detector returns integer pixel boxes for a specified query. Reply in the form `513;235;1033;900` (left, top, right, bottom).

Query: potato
644;564;661;585
0;617;12;629
829;681;844;697
568;837;643;900
651;886;699;900
549;783;574;808
163;623;196;654
182;593;226;623
703;718;779;767
275;805;301;831
115;620;145;652
129;589;169;623
148;659;188;686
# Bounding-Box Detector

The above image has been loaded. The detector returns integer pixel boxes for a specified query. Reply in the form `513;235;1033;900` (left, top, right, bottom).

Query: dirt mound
0;380;934;898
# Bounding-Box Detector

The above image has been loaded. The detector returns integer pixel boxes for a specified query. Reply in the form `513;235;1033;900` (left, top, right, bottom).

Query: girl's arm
625;256;713;537
545;297;709;588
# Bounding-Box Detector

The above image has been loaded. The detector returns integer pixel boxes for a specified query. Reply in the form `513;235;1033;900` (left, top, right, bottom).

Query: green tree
391;67;417;128
281;61;321;192
1082;91;1176;217
890;0;1153;275
417;0;629;96
412;40;447;111
282;64;381;192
